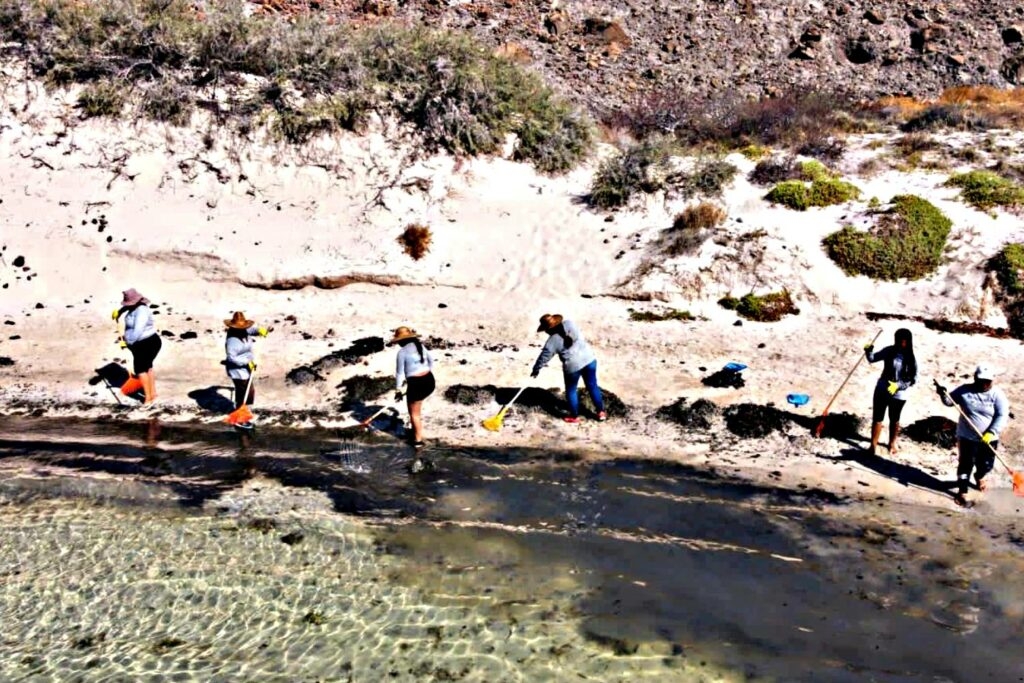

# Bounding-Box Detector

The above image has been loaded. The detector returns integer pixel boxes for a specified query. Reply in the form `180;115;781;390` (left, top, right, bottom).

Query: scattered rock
1001;26;1023;45
179;331;198;340
280;531;305;545
286;366;324;385
0;357;14;367
845;35;876;64
11;256;25;267
864;10;885;25
33;303;43;309
286;336;385;384
544;9;570;37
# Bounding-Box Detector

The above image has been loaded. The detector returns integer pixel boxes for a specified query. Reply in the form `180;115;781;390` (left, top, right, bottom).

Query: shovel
934;379;1024;496
482;385;527;432
814;329;882;437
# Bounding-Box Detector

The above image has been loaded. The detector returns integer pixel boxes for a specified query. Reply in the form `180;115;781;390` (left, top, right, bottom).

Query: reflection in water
0;416;1023;682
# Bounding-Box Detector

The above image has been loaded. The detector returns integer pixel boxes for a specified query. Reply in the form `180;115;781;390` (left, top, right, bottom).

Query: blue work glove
981;432;995;445
887;381;898;395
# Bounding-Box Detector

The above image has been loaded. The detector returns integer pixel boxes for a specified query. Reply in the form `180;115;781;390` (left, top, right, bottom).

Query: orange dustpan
120;375;144;396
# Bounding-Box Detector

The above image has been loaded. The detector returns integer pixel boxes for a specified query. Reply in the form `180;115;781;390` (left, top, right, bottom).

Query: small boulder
1001;26;1023;45
864;10;885;25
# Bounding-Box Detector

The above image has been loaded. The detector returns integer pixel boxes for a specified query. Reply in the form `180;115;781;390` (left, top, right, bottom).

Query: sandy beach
2;71;1024;517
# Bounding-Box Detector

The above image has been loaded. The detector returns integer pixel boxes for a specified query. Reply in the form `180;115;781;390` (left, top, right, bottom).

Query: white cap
974;364;996;381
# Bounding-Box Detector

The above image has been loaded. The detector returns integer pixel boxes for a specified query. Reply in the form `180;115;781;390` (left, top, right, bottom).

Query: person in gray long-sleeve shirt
389;326;436;448
113;288;162;405
936;363;1010;506
532;314;605;423
864;328;917;455
224;311;271;415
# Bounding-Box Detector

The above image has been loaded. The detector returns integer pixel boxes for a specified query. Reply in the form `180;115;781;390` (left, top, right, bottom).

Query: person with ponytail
532;313;606;424
389;326;435;448
864;328;917;455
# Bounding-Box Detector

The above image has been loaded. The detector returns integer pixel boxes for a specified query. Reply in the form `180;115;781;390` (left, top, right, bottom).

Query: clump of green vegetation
2;0;590;171
140;81;193;126
588;138;674;209
676;159;738;199
740;144;770;160
822;195;952;281
989;243;1024;295
76;81;125;119
798;159;835;181
987;243;1024;338
945;170;1024;211
718;291;799;322
628;308;695;322
765;177;861;211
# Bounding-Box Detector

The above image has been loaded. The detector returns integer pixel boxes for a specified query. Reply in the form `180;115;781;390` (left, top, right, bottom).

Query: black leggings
957;438;996;495
871;384;906;423
232;378;255;409
129;334;162;375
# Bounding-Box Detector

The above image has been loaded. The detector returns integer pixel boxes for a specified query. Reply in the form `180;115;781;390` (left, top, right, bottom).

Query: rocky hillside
255;0;1024;112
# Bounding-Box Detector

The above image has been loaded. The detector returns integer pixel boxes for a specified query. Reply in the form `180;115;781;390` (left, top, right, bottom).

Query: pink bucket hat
120;288;150;307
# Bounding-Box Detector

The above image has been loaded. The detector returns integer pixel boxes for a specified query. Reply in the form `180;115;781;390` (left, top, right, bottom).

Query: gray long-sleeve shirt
122;305;157;346
942;383;1010;441
225;327;258;380
865;345;916;401
396;342;434;390
532;319;597;376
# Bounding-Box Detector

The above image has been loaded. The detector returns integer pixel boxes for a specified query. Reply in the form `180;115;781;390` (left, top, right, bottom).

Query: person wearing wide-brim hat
389;326;435;448
224;311;271;415
936;364;1010;507
532;313;605;423
112;288;161;405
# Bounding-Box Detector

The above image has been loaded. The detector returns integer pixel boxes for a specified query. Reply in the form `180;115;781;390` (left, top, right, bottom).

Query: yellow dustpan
482;386;527;432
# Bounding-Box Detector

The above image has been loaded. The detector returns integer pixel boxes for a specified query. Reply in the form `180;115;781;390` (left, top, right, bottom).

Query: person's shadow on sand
821;447;957;497
89;362;143;403
187;386;237;414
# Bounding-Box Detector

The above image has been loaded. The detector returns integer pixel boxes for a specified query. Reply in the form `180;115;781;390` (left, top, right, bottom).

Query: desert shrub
765;177;860;211
141;81;193;126
3;0;590;171
901;104;995;132
587;138;673;209
658;202;726;256
718;290;799;322
945;170;1024;211
989;243;1024;295
822;195;952;281
397;223;432;260
674;159;738;199
628;308;694;322
748;156;800;186
798;160;835;182
894;132;939;156
740;144;770;160
76;80;125;118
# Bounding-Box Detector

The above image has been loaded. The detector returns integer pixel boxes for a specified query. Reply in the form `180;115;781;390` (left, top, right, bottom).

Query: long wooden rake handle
814;329;882;437
360;398;400;428
934;379;1016;475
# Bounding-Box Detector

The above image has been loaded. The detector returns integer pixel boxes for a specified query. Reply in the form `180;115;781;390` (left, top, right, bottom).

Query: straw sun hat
536;314;563;332
389;326;419;345
224;311;255;330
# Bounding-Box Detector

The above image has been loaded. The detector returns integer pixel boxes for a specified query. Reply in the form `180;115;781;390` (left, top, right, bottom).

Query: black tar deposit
287;336;386;385
701;368;745;389
338;374;393;409
904;416;958;449
657;397;721;430
444;383;629;419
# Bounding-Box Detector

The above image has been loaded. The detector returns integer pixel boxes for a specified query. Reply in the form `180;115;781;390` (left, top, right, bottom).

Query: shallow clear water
1;417;1023;682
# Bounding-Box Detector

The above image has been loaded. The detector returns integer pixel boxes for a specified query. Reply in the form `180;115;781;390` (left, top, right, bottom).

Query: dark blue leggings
564;360;603;417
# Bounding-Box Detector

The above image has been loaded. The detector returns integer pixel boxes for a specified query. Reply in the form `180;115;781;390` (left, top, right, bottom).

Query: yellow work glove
248;361;257;372
863;343;874;351
257;327;270;337
111;308;121;321
981;432;995;445
887;381;898;395
118;340;127;349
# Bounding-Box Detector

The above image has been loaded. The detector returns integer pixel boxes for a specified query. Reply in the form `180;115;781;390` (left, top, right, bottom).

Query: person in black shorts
390;326;435;448
864;328;917;455
113;288;162;406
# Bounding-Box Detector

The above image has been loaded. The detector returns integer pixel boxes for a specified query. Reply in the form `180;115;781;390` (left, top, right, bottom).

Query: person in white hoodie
532;314;606;424
223;311;271;418
936;364;1010;507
